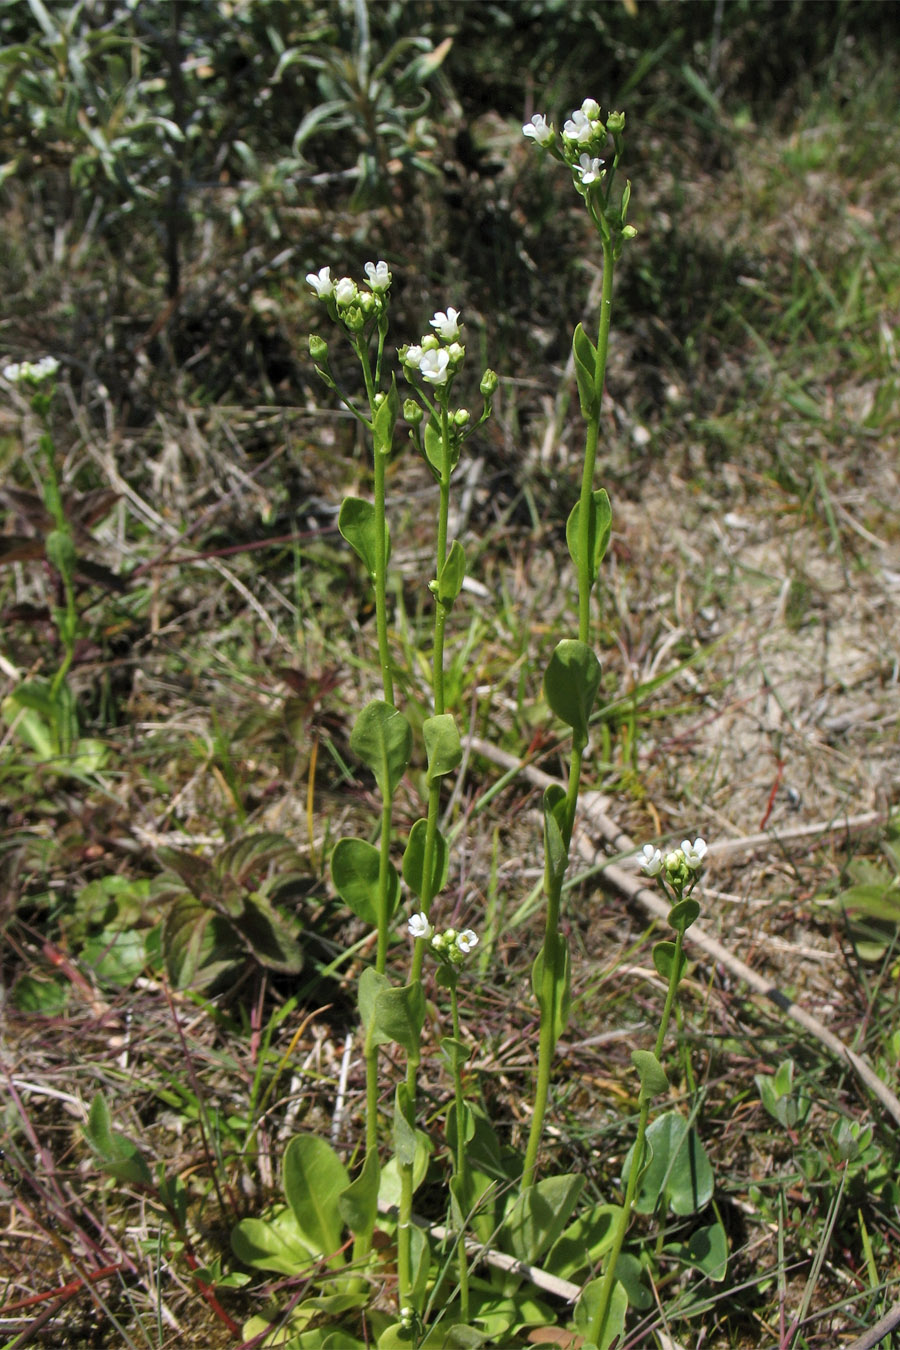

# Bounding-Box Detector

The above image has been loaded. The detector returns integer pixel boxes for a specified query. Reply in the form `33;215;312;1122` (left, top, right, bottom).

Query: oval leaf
572;322;599;419
543;639;601;743
283;1134;349;1259
350;700;412;798
423;712;461;782
652;939;686;984
542;782;569;886
374;980;426;1058
338;496;388;579
436;539;466;605
402;818;449;900
332;836;400;926
668;897;700;934
631;1049;669;1098
566;488;612;584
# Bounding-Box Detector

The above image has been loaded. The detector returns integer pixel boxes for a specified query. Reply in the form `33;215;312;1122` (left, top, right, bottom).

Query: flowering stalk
307;264;399;1178
521;101;637;1185
588;839;707;1346
395;312;496;1313
3;358;78;752
409;917;479;1322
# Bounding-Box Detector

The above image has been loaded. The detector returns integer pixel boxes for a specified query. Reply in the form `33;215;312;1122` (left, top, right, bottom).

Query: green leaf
393;1082;417;1166
566;488;612;585
668;897;700;933
378;1132;432;1208
161;893;237;989
543;639;601;743
84;1094;153;1187
624;1111;714;1216
666;1220;729;1281
423;712;461;782
230;1209;316;1275
423;415;460;478
531;930;571;1048
373;376;399;457
82;927;146;987
231;893;304;973
339;496;389;579
283;1135;349;1262
499;1172;584;1267
547;1203;623;1279
436;539;466;605
574;1276;627;1349
358;967;391;1040
401;819;449;900
652;939;686;983
374;981;426;1059
332;836;400;926
350;700;412;798
338;1147;380;1239
631;1049;669;1098
572;322;599;419
440;1036;471;1075
542;782;569;886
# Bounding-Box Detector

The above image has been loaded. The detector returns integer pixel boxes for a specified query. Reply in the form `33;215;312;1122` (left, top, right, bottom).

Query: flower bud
309;334;328;362
480;368;499;397
453;409;470;427
403;399;423;425
606;110;626;134
343;305;365;333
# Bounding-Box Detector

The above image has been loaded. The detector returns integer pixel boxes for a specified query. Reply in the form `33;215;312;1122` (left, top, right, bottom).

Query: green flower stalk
520;101;637;1185
587;838;707;1346
3;357;78;752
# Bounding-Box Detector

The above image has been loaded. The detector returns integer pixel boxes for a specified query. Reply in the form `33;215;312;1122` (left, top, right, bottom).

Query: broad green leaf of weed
283;1135;348;1263
543;639;602;744
333;837;400;925
402;819;449;900
350;700;412;798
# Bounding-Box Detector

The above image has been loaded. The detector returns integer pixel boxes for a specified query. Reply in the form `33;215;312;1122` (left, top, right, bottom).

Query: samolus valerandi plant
1;356;90;764
222;99;723;1350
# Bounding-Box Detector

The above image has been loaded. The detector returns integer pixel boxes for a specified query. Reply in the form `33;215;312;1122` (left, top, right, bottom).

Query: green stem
576;236;615;644
450;982;470;1323
587;921;688;1346
524;241;616;1184
398;397;455;1311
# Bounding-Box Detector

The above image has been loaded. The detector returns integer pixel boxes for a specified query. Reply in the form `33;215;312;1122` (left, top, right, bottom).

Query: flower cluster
637;838;708;881
408;912;478;965
305;260;393;333
522;99;636;251
2;356;60;385
399;308;465;390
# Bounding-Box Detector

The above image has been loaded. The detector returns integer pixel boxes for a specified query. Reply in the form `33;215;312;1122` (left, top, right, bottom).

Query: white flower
681;838;708;870
576;153;605;185
446;341;465;363
334;276;358;306
562;109;594;144
637;844;663;876
419;348;451;385
580;98;601;120
522;113;554;146
430;307;461;341
456;929;478;955
408;912;433;940
3;356;60;384
306;266;334;299
364;259;392;293
401;344;423;369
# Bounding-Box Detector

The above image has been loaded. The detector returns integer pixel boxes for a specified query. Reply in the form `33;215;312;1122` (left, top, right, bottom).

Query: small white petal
430;307;461;341
456;929;478;954
306;266;334;298
419;348;451;385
